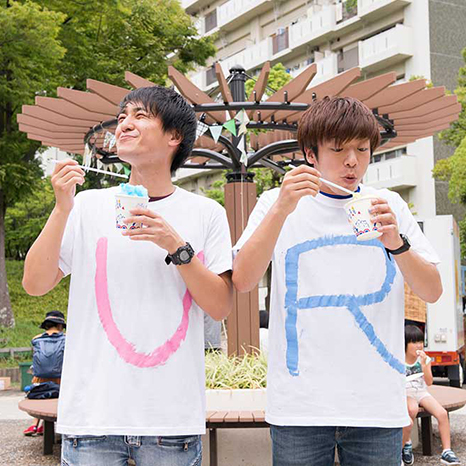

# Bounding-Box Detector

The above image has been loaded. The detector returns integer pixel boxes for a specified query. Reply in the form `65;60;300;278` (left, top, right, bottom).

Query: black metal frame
83;66;397;180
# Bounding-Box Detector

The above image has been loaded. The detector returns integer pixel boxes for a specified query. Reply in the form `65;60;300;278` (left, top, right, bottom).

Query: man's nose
118;116;135;132
344;151;358;167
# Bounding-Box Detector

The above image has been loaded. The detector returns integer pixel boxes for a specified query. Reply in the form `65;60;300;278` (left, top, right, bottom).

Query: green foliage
5;179;54;260
0;2;65;208
201;168;286;206
34;0;216;89
345;0;358;12
433;135;466;205
0;260;69;348
245;63;292;99
205;350;267;389
201;177;226;206
409;75;434;89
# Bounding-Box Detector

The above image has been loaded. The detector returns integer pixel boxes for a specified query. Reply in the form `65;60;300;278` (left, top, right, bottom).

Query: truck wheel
448;363;463;388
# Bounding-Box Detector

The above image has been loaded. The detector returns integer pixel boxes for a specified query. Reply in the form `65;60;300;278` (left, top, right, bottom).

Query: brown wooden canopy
17;64;458;162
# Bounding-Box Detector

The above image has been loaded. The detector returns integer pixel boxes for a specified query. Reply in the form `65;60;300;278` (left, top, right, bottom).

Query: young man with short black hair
23;86;233;465
233;96;442;466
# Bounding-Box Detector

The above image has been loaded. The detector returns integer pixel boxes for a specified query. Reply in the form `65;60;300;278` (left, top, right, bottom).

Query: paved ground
1;386;466;465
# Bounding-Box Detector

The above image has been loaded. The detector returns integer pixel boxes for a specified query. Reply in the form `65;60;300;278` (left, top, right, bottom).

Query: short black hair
405;325;424;351
119;86;197;174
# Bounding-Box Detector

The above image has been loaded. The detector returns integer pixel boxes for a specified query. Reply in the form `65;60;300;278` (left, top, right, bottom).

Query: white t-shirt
234;185;440;428
57;186;232;436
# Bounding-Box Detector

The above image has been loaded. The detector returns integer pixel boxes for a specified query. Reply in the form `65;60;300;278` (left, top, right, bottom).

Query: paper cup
115;194;149;230
344;195;382;241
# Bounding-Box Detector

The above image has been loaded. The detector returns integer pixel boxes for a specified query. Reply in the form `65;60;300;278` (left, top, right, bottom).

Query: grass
0;260;70;350
205;349;267;389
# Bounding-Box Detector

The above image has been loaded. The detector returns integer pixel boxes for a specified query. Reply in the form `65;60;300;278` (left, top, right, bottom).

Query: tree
245;62;292;98
34;0;216;89
1;0;216;328
0;2;66;327
430;49;466;257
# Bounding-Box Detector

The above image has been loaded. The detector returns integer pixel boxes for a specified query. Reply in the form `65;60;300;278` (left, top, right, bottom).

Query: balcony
181;0;212;15
289;6;337;50
358;0;411;20
219;38;271;74
358;24;414;72
291;53;338;84
363;155;417;190
217;0;272;31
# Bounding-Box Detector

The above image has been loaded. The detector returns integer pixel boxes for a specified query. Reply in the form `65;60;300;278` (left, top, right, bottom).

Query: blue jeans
61;434;202;466
270;425;402;466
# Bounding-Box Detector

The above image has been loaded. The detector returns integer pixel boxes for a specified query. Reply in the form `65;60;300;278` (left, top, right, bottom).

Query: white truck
422;215;465;387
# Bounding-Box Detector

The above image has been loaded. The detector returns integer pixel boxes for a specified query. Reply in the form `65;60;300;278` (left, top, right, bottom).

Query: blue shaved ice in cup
115;183;149;230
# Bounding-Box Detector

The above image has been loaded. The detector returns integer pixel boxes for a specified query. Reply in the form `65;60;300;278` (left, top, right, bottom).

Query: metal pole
227;65;254;183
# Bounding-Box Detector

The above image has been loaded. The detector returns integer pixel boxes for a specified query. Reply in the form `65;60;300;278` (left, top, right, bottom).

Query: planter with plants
205;350;267;411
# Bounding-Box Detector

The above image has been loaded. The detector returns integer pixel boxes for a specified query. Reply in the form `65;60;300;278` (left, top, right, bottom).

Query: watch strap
165;242;194;265
385;234;411;257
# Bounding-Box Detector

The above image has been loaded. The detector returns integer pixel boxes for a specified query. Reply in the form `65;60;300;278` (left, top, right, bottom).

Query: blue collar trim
320;186;360;199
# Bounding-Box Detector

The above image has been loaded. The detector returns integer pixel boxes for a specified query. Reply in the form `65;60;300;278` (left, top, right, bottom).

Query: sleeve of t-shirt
393;192;441;265
203;202;233;275
233;189;279;254
58;194;82;277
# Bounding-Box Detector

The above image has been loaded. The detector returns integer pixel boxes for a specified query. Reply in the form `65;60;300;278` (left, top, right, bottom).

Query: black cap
40;310;66;329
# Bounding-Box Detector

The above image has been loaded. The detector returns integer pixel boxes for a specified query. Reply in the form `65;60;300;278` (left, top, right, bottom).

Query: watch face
180;250;190;261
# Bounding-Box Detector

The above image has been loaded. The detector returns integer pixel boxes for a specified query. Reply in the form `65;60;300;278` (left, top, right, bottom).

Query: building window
206;65;217;86
337;46;359;73
272;27;289;55
370;147;407;164
341;0;358;22
205;9;217;33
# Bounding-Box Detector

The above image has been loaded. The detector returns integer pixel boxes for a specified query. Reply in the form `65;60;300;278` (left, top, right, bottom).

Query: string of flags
196;109;251;165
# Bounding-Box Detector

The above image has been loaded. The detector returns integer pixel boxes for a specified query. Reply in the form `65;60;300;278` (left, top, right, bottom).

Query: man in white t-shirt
232;96;442;466
23;86;233;465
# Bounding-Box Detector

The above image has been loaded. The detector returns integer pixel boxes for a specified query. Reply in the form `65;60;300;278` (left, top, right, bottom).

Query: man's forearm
233;204;288;293
176;258;233;321
394;250;442;303
23;207;69;296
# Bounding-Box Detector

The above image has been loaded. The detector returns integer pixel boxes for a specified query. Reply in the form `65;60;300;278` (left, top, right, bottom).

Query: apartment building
177;0;466;224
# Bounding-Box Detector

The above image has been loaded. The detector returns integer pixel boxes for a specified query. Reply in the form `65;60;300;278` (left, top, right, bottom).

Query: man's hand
370;198;404;250
122;207;185;253
275;165;321;216
51;159;85;214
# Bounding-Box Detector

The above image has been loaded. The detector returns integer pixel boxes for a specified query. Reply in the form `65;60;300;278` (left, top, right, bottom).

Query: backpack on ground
32;332;66;379
26;381;60;400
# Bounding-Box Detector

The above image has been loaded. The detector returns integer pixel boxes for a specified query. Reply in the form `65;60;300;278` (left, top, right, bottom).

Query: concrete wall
428;0;466;221
201;428;272;466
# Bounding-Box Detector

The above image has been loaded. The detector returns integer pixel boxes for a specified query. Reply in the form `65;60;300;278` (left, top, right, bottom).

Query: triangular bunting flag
234;108;250;125
237;135;248;166
113;163;124;173
196;121;209;140
83;144;92;167
103;131;113;148
108;133;117;151
123;165;131;177
238;121;248;137
209;125;223;143
223;118;237;136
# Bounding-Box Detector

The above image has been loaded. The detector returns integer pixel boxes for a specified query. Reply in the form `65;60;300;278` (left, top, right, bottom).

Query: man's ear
168;130;182;148
304;147;317;166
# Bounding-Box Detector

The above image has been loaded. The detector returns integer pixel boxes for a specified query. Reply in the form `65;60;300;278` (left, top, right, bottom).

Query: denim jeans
61;434;202;466
270;425;402;466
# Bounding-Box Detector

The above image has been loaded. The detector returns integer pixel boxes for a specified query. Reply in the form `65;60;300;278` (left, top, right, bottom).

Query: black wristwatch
385;234;411;256
165;242;195;266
